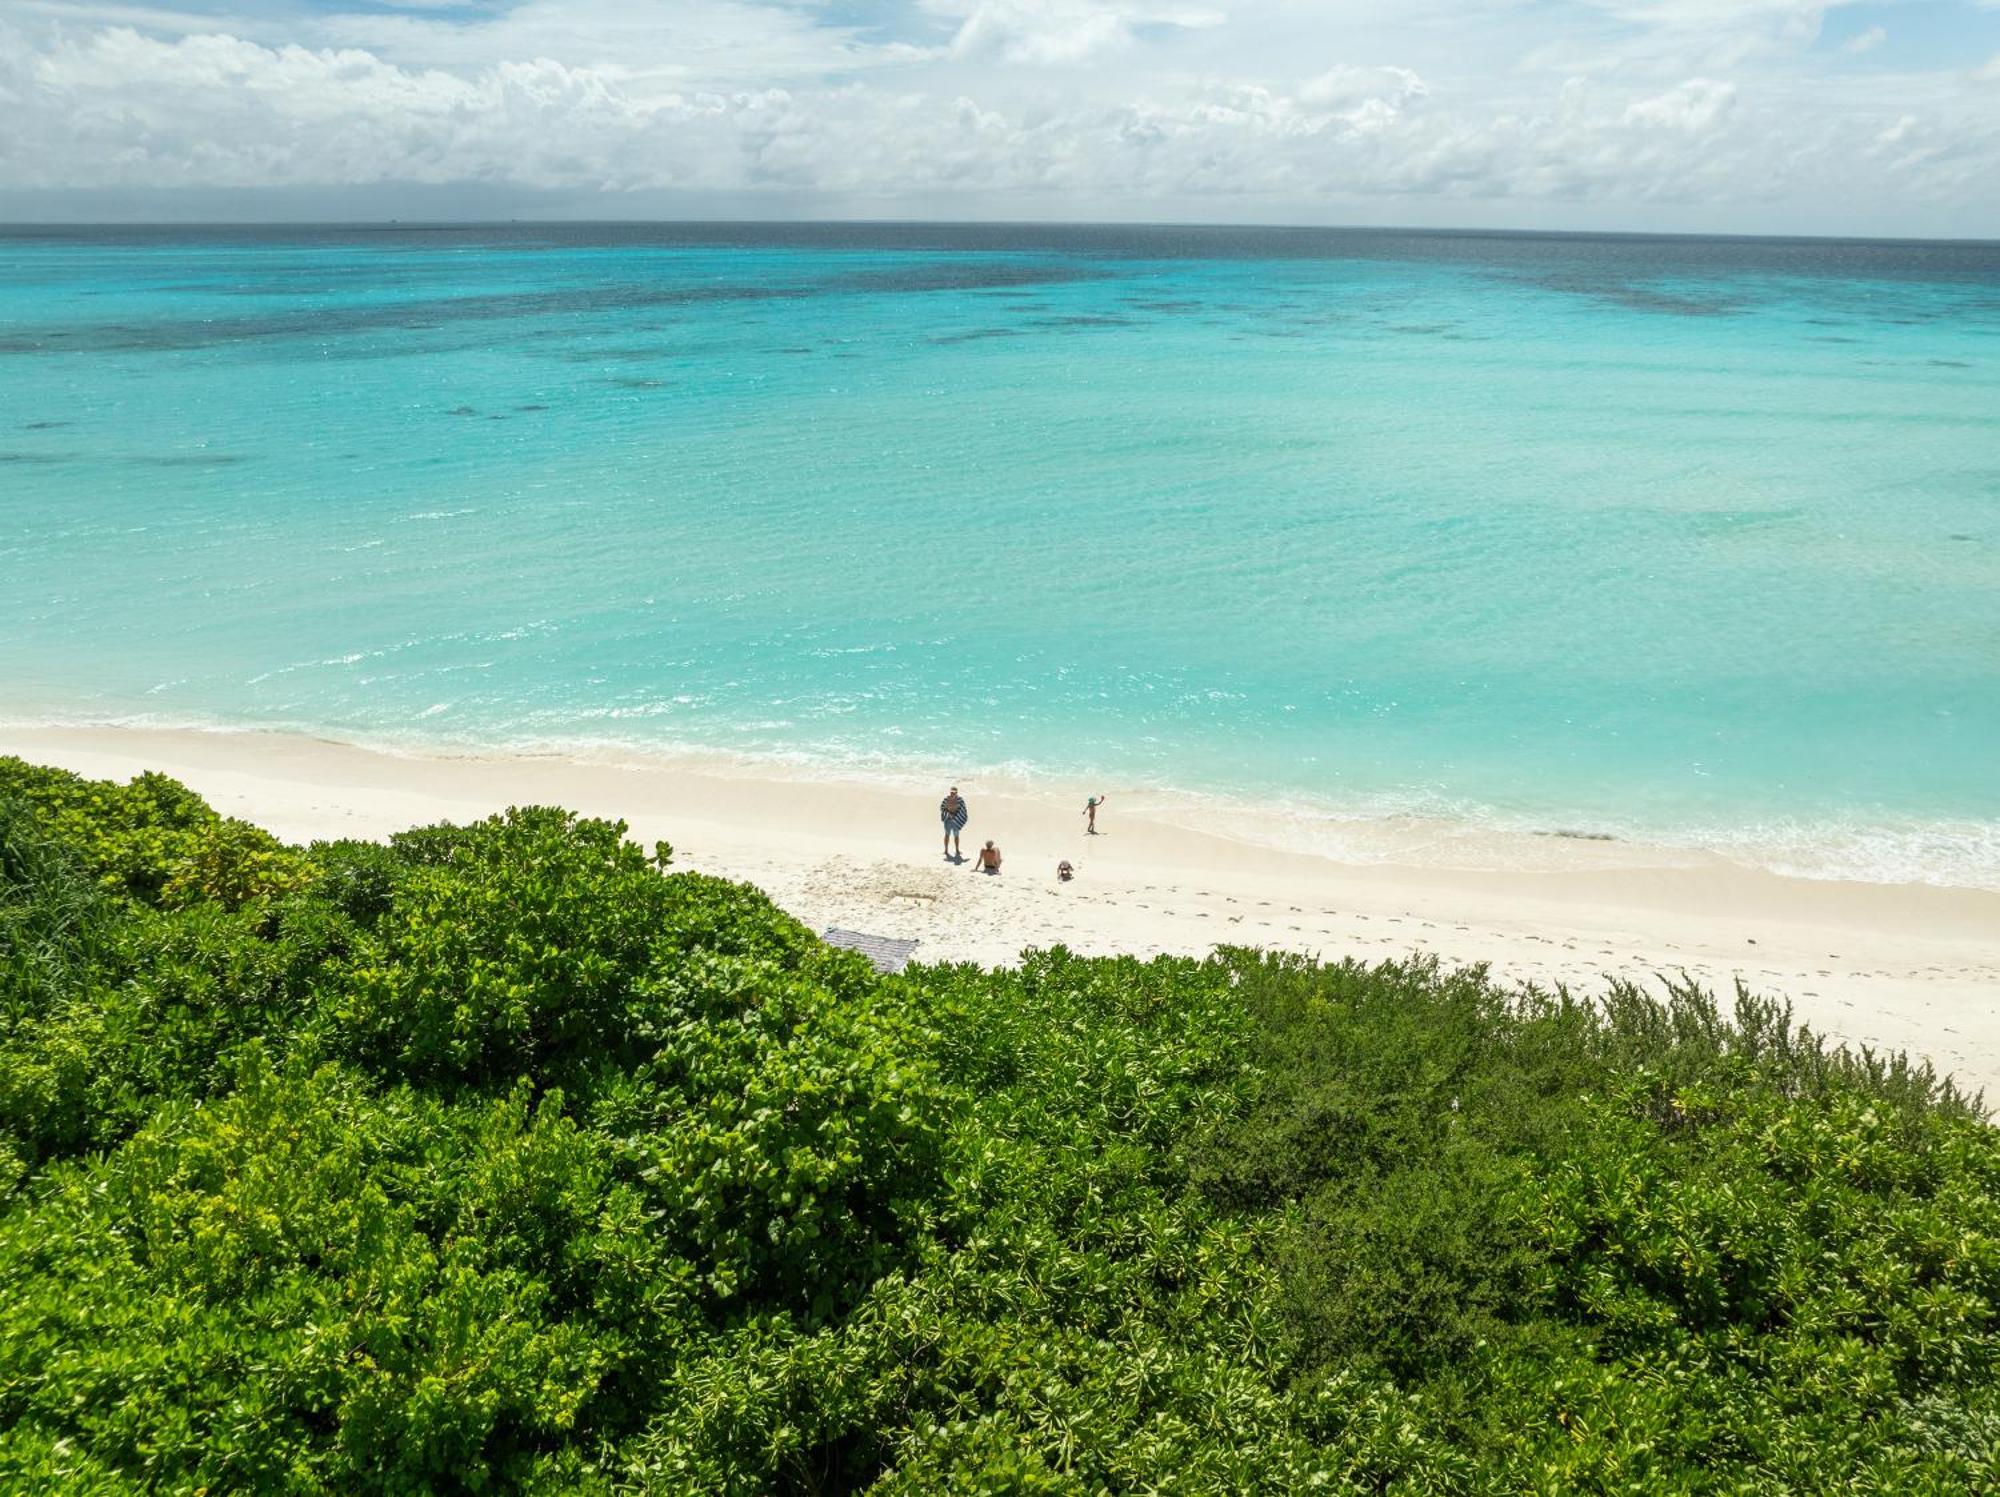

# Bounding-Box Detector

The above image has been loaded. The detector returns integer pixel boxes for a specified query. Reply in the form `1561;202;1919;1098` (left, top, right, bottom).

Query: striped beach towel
940;795;968;833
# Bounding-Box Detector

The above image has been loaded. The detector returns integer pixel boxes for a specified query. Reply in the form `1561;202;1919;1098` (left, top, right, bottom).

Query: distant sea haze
1;223;1996;888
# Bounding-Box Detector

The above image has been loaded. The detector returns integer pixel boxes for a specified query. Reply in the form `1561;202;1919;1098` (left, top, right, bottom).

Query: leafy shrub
1;758;1996;1493
0;756;304;909
0;1050;612;1493
1198;953;2000;1488
328;806;680;1083
1;793;124;1063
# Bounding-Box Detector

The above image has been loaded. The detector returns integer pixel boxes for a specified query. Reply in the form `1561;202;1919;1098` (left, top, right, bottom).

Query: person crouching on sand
976;840;1003;874
940;786;968;860
1085;793;1107;834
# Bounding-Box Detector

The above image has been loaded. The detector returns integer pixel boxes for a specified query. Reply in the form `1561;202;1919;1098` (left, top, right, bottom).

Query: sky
1;0;1998;234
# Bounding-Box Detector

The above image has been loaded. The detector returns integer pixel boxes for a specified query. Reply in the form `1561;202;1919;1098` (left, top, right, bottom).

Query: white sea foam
6;230;1996;897
10;708;1991;891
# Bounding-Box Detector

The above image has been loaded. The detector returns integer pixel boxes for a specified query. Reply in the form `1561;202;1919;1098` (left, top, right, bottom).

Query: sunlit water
2;224;1996;885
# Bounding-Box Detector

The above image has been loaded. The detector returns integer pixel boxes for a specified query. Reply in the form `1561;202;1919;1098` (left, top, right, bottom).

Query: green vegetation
2;755;1996;1493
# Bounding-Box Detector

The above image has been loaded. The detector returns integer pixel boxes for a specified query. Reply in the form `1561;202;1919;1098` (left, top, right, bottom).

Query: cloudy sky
2;0;1998;234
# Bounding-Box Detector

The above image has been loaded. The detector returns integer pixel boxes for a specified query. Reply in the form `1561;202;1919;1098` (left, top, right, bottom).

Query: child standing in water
1084;794;1107;834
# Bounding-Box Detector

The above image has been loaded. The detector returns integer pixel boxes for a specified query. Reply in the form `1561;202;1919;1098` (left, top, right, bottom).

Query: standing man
1085;793;1108;835
940;785;969;861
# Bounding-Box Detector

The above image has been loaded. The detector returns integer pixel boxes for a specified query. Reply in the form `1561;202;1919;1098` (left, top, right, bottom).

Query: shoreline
5;720;1998;1104
8;707;1997;894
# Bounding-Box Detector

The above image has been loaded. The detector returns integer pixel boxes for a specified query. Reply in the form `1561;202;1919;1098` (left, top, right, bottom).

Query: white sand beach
6;722;1997;1104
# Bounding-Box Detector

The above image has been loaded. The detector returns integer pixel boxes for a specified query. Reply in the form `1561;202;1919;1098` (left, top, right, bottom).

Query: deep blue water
2;223;1996;884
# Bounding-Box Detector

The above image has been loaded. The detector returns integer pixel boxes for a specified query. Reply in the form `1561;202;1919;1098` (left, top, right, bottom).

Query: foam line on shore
4;720;1998;1106
6;707;1999;892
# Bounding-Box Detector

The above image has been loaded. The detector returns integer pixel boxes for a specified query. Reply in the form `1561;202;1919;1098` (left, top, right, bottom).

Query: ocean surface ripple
2;224;1996;887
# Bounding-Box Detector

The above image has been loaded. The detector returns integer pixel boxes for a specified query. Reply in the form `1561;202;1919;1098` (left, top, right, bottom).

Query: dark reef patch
559;346;679;363
1499;269;1748;318
833;261;1110;296
931;328;1021;345
1024;314;1133;330
0;281;804;357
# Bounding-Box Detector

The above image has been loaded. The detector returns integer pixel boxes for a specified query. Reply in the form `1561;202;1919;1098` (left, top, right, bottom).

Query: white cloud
945;1;1132;65
1621;77;1736;132
929;0;1223;68
0;29;1838;205
1876;113;1918;146
1843;25;1886;56
309;0;891;86
1298;65;1428;112
0;0;1997;232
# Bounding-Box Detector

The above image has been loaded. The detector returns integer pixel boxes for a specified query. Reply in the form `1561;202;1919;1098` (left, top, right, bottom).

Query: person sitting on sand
1085;794;1107;834
940;786;968;860
976;840;1002;874
1057;860;1074;882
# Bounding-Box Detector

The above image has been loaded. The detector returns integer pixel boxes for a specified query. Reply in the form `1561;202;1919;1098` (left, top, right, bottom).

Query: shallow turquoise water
1;225;1996;883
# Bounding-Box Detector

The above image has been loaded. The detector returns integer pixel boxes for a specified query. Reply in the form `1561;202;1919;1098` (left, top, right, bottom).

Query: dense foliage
2;755;1995;1493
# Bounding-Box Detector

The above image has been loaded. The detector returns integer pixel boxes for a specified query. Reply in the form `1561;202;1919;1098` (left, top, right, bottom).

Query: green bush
0;758;1995;1493
0;756;305;910
0;1051;612;1493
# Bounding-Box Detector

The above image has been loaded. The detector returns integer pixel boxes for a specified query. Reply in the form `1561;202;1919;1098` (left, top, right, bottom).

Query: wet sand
6;722;1997;1105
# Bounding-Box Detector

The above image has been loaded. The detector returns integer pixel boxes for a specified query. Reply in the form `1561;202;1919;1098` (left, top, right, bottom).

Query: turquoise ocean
1;224;1996;886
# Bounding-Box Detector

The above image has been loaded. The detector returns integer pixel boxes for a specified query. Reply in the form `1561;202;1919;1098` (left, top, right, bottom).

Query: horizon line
3;215;1999;248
